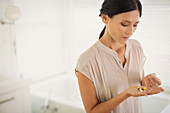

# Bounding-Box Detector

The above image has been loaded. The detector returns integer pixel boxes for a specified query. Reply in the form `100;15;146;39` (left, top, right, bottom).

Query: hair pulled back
99;0;142;39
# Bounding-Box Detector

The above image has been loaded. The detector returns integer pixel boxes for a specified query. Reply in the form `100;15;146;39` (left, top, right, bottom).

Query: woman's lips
122;37;129;39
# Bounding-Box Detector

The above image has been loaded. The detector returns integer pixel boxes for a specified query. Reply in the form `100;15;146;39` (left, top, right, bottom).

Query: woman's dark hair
99;0;142;39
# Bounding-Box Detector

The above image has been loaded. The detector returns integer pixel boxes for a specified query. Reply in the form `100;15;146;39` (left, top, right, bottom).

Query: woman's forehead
114;10;140;22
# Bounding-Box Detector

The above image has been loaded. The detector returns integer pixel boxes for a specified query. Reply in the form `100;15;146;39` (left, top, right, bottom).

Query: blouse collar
94;39;129;59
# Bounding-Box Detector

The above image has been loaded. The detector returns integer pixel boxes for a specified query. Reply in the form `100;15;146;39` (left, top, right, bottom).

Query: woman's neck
99;35;125;52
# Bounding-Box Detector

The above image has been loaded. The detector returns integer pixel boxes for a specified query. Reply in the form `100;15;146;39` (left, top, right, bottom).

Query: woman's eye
133;24;138;27
121;23;129;27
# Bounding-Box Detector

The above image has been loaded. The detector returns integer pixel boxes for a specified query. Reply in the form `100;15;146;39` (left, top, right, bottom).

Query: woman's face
103;10;140;45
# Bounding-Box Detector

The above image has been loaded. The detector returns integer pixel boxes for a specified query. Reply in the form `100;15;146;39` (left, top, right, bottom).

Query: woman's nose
126;27;133;36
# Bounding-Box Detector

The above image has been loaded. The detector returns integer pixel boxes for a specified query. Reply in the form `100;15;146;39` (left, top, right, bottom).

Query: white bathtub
31;73;85;113
141;90;170;113
31;73;170;113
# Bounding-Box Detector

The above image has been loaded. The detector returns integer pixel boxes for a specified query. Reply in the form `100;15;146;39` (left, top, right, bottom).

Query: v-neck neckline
95;39;129;70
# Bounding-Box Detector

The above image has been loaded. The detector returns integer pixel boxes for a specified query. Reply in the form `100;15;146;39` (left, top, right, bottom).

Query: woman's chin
120;40;128;45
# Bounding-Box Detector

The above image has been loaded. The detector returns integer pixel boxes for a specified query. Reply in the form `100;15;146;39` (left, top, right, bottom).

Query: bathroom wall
0;0;19;78
65;0;103;73
11;0;65;80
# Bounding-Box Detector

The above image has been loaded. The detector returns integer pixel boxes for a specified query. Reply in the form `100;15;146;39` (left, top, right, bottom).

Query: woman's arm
142;70;145;86
77;71;147;113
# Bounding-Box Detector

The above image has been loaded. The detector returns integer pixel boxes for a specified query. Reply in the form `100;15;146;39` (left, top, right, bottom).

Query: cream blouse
75;39;146;113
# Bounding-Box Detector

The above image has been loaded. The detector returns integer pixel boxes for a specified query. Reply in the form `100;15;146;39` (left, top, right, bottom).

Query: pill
140;90;143;92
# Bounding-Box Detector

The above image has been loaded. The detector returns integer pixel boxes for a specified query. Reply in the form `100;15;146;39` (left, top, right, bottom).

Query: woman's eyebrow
122;20;140;23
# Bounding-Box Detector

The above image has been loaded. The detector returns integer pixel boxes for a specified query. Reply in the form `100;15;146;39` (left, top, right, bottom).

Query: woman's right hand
126;86;164;97
126;86;148;97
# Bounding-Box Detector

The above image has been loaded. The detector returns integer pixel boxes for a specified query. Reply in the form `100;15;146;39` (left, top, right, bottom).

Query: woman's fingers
143;73;164;95
147;73;162;87
151;76;161;85
150;79;159;87
146;87;164;95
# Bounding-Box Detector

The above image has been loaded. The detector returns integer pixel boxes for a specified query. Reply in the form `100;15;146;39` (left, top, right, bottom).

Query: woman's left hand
143;73;162;88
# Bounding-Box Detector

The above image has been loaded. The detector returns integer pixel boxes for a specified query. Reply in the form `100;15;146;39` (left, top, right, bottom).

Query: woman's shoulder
77;44;96;67
128;39;142;48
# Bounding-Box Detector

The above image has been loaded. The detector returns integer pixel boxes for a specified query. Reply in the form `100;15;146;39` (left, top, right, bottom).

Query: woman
75;0;164;113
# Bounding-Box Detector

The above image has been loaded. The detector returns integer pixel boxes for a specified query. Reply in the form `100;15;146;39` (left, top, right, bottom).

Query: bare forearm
90;90;130;113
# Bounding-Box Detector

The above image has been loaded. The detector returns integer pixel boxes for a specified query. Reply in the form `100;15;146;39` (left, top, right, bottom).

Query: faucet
41;89;51;110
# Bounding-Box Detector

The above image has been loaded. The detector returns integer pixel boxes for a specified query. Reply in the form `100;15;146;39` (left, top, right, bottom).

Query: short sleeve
129;39;147;67
138;42;147;67
74;50;94;81
141;47;147;67
75;62;92;81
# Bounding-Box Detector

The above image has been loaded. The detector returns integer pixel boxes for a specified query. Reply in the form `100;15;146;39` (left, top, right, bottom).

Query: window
132;3;170;86
14;0;64;80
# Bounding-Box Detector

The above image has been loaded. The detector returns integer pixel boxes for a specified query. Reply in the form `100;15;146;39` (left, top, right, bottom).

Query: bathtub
31;73;85;113
30;73;170;113
141;93;170;113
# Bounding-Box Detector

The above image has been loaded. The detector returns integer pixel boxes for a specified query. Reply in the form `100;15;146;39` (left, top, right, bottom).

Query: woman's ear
101;14;109;24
